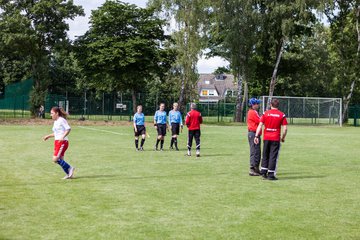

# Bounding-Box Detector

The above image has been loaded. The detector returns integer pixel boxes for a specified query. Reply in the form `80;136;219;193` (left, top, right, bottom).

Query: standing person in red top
254;98;288;180
247;98;262;176
185;103;203;157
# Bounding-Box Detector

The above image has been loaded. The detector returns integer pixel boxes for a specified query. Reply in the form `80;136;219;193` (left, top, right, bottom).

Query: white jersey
52;117;71;140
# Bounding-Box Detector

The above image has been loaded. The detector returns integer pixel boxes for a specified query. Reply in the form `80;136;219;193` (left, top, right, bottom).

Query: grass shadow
201;154;234;157
278;172;310;176
1;172;237;187
74;174;118;180
278;175;326;180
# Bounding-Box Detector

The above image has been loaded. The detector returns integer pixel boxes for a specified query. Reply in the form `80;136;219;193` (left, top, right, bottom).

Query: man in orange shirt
247;98;262;176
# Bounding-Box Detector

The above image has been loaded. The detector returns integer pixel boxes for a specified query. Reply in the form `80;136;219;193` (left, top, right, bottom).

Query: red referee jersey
185;109;203;130
260;109;288;141
247;109;260;132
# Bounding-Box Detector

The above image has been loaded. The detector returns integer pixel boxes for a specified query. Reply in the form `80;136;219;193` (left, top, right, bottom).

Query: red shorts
54;140;69;158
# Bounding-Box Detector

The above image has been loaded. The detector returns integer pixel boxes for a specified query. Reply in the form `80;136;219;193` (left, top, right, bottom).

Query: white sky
67;0;228;74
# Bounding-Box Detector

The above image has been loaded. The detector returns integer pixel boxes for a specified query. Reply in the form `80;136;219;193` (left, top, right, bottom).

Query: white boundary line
78;126;128;135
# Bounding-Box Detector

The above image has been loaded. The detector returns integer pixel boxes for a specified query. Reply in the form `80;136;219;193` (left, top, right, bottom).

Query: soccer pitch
1;123;359;239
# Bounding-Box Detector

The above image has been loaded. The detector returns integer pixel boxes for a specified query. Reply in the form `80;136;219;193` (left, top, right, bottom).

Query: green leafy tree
0;56;32;86
0;0;84;115
149;0;209;111
254;0;319;108
49;49;84;97
324;0;360;122
75;0;174;112
263;23;334;98
213;67;231;75
208;0;260;121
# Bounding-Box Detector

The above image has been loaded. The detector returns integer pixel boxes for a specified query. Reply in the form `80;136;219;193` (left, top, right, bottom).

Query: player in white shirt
43;106;75;179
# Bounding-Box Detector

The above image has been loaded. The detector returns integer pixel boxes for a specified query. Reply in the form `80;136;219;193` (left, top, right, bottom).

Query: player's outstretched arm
43;133;54;141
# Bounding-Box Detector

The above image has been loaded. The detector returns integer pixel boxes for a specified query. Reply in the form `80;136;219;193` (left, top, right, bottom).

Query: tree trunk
178;76;186;112
342;81;355;123
357;5;360;55
235;71;244;122
342;5;360;123
29;60;48;117
131;90;137;114
240;80;248;121
267;37;285;110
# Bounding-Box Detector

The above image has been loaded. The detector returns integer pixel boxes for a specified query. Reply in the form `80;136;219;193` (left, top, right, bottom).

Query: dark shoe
169;146;174;150
254;167;260;174
261;173;268;179
249;169;260;176
267;176;278;181
175;147;179;151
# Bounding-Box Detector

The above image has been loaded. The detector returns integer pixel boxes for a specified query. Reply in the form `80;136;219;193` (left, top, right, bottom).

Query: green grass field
1;123;359;239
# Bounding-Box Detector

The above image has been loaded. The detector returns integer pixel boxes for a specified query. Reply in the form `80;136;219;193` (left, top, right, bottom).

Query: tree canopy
75;0;175;112
0;0;84;114
0;0;359;122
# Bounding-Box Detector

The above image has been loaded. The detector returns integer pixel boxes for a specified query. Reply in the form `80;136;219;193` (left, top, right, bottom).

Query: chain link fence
1;82;359;126
186;102;237;122
261;96;343;126
349;105;360;127
45;93;133;121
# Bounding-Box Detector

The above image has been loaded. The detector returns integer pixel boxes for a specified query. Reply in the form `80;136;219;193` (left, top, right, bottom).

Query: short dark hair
271;98;280;108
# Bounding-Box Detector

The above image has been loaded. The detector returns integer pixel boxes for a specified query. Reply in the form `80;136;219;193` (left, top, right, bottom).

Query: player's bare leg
135;136;139;151
140;134;146;151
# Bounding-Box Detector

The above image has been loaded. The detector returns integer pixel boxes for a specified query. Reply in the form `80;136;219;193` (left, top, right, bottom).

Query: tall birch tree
148;0;209;111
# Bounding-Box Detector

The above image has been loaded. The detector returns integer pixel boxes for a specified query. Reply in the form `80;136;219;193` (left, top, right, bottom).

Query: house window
209;90;215;96
215;74;225;80
205;80;210;84
202;90;208;96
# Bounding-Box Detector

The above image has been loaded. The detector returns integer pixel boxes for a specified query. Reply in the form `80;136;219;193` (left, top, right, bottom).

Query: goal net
260;96;342;126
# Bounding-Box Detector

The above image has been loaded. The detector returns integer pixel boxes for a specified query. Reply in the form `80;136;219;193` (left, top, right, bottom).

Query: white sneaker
68;167;75;178
186;150;191;156
62;174;69;180
196;150;200;157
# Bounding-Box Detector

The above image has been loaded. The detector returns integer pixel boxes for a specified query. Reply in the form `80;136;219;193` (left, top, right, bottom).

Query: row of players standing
41;98;286;180
133;102;203;157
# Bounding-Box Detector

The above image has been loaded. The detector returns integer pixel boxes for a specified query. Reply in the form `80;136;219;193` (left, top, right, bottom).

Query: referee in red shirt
247;98;262;176
185;103;203;157
254;98;288;180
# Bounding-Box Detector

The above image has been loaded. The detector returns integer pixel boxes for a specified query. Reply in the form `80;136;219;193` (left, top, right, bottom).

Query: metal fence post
22;95;25;118
217;101;220;122
13;96;16;118
83;90;87;119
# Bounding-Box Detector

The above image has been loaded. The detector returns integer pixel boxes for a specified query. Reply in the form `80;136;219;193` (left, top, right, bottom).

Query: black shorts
156;124;167;136
134;125;146;136
171;123;180;135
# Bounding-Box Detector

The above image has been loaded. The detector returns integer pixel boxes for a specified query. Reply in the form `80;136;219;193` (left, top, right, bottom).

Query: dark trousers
188;130;201;150
248;131;261;169
261;140;280;177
